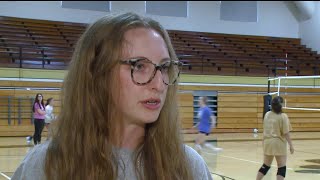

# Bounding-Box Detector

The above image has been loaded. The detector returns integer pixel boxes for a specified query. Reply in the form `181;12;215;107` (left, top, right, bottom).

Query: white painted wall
299;2;320;53
0;1;299;38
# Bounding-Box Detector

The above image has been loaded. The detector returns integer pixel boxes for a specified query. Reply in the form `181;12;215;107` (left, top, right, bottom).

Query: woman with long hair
256;96;294;180
12;12;212;180
32;93;46;145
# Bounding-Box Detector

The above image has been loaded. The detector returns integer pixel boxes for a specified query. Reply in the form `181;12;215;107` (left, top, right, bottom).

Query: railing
1;44;319;77
0;43;73;69
178;54;320;77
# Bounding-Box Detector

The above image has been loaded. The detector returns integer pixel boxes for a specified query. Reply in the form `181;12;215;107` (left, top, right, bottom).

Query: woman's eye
135;63;145;71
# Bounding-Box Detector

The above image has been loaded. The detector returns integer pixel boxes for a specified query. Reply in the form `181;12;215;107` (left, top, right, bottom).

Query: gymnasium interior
0;1;320;179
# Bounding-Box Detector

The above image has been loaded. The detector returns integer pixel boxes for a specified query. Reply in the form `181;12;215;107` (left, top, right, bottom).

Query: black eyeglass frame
119;57;182;86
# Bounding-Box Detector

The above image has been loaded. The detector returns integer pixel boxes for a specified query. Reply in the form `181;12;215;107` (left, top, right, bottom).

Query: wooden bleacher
1;16;320;76
169;30;320;77
1;16;320;135
0;16;86;69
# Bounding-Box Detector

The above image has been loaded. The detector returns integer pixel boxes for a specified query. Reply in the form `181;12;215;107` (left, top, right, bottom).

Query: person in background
32;93;46;145
44;98;55;140
193;96;222;154
256;96;294;180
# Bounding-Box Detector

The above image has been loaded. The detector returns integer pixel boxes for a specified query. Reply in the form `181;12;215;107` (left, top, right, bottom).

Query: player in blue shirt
193;96;222;153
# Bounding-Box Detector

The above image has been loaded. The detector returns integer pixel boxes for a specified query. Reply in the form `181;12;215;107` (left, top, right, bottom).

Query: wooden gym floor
1;132;320;180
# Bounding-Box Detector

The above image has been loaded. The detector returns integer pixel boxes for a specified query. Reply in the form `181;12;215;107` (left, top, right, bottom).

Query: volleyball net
268;75;320;111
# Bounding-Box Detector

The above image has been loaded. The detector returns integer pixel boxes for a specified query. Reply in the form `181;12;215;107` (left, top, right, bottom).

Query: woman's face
198;97;204;107
50;99;54;106
37;94;43;101
118;28;169;127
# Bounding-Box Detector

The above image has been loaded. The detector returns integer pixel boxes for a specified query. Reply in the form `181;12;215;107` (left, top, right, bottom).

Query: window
145;1;188;17
220;1;258;22
61;1;111;12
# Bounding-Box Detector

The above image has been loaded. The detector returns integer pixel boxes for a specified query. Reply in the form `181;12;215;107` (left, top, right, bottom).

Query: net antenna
285;53;288;107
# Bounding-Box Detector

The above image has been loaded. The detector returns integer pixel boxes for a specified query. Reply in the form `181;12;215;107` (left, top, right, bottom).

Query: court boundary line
210;171;235;180
0;171;10;180
184;137;320;143
295;150;320;156
202;151;294;171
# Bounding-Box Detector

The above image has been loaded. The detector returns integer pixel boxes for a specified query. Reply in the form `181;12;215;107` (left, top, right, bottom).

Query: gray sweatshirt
11;141;213;180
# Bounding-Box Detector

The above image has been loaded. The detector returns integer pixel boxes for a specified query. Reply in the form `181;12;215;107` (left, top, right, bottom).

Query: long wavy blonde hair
45;12;193;180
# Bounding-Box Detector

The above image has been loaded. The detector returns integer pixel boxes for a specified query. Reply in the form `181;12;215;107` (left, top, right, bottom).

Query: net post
267;79;270;94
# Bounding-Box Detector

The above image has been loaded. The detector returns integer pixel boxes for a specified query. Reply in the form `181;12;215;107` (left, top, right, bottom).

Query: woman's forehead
121;28;169;62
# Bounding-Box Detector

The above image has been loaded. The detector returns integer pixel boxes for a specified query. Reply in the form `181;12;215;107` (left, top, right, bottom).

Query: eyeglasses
119;57;182;86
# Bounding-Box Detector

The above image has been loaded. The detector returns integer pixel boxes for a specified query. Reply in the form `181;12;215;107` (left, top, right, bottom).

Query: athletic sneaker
204;143;223;152
26;136;31;145
26;136;33;141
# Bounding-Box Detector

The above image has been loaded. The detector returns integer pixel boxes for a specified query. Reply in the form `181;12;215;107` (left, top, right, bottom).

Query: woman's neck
114;123;145;150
